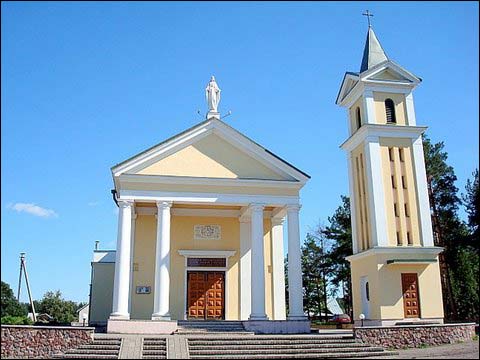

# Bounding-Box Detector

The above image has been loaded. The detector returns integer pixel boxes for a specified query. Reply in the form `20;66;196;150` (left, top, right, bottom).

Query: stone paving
371;339;479;359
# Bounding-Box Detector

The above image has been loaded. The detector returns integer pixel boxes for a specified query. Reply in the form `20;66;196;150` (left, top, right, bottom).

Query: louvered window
356;107;362;130
385;99;397;123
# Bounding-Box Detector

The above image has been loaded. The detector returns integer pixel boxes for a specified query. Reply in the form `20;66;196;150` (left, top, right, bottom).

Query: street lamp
359;313;365;327
82;313;87;327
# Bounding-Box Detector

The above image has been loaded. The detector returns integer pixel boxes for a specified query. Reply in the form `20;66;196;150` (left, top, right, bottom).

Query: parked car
331;314;351;324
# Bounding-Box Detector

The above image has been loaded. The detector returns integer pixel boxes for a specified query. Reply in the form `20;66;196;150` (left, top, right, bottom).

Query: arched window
356;107;362;129
385;99;396;123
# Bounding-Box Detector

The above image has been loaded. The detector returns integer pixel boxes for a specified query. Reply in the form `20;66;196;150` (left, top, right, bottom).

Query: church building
89;76;311;333
337;24;444;326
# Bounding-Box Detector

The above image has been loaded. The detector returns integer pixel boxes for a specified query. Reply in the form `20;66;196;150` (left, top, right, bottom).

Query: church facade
89;77;311;333
89;23;445;332
337;27;444;326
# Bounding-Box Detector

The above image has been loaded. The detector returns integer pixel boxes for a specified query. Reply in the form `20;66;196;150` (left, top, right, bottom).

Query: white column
364;136;389;247
405;92;417;126
362;90;376;124
347;153;359;254
239;216;252;320
110;200;133;319
152;201;172;320
271;217;287;320
249;203;268;320
128;211;137;314
287;204;305;320
411;136;435;246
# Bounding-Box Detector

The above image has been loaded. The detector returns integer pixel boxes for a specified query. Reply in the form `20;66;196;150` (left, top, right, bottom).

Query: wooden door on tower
401;273;421;318
187;271;225;320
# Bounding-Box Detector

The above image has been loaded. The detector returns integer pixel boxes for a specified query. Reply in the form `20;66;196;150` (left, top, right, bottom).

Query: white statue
205;76;221;113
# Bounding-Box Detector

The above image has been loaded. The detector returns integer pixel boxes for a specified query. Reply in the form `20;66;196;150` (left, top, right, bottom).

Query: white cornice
118;190;300;207
340;124;427;152
346;246;443;262
118;174;303;190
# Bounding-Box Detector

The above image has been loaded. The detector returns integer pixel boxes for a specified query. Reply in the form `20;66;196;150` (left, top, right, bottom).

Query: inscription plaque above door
187;257;226;268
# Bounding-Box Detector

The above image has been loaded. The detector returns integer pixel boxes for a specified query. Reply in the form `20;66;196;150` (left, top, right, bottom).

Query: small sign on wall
136;286;151;294
194;225;221;240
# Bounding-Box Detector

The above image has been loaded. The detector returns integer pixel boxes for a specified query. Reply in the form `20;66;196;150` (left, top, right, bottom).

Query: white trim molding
346;246;443;262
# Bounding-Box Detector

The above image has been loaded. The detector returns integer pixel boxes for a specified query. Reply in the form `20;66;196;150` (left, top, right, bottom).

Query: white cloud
8;203;58;218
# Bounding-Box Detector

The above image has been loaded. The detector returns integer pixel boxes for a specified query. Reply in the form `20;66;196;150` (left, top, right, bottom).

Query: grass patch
472;335;479;341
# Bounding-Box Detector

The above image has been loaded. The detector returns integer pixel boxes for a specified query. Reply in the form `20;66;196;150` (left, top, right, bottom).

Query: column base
109;312;130;320
249;314;269;321
151;313;171;321
288;315;307;321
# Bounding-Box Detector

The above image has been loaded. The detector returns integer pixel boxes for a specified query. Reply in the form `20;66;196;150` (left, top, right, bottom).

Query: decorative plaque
194;225;221;240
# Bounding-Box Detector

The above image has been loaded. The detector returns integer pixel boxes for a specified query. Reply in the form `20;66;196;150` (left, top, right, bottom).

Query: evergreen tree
321;196;353;318
423;135;479;321
463;169;479;253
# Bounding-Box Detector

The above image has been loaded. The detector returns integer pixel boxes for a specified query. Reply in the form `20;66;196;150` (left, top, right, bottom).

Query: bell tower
336;22;445;326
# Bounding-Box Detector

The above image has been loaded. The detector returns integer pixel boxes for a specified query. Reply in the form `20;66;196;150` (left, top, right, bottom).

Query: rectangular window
399;148;405;162
391;175;396;189
394;203;399;217
402;176;407;189
404;203;410;217
397;232;402;246
389;147;394;162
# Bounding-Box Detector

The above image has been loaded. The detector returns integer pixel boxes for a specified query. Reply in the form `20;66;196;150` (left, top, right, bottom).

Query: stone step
189;351;399;359
64;349;119;355
188;338;357;344
142;356;167;359
55;354;119;359
189;347;386;355
179;331;255;335
178;321;243;324
77;345;121;350
189;343;370;350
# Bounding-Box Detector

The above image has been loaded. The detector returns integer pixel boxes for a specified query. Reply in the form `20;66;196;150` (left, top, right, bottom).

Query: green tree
321;196;353;319
35;291;78;324
1;281;27;318
462;169;479;253
424;135;479;321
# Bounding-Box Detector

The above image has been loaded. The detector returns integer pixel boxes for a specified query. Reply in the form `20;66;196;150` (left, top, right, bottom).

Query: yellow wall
351;143;371;252
350;252;444;322
373;92;408;125
129;214;275;320
130;215;156;319
135;134;292;181
379;138;421;247
348;97;364;134
90;263;115;324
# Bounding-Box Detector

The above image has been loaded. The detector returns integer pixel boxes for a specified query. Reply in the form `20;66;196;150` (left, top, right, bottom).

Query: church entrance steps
52;337;121;359
141;338;167;359
187;335;398;359
175;320;253;335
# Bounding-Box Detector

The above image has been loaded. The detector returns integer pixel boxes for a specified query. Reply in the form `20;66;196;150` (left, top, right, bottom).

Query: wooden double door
402;273;421;318
187;271;225;320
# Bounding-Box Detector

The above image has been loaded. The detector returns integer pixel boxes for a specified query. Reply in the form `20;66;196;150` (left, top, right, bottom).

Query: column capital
156;201;173;209
271;217;285;226
239;215;251;223
249;203;265;212
118;200;134;209
286;204;301;212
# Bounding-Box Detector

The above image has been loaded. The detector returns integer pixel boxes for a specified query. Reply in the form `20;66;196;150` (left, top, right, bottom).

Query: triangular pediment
133;133;292;180
361;61;421;85
112;118;309;183
370;68;411;82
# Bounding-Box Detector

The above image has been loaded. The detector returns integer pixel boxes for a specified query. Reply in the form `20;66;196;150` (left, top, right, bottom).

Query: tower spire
360;15;388;73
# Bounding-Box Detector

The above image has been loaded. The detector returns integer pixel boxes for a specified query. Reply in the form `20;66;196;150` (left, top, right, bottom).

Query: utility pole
427;176;457;320
17;253;37;323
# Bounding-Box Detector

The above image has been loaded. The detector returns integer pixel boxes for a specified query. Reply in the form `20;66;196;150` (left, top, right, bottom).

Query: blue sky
2;2;478;303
